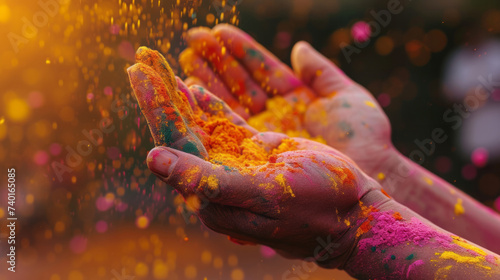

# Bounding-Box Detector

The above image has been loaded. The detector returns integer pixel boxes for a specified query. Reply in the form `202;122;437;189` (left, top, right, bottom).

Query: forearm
374;148;500;253
343;191;500;279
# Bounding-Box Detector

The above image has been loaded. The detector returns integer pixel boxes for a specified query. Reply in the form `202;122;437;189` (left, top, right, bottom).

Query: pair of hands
127;39;389;267
127;25;500;279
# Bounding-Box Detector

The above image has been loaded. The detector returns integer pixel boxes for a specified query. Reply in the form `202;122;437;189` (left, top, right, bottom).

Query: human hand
127;46;386;267
180;24;393;178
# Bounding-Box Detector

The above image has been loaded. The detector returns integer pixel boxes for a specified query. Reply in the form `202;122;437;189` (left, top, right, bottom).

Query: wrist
341;192;436;279
370;147;418;195
355;143;400;179
318;189;393;269
341;195;500;279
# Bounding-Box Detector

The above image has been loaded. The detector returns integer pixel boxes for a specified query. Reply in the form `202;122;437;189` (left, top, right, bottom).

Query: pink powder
406;260;425;278
358;211;452;252
485;254;497;265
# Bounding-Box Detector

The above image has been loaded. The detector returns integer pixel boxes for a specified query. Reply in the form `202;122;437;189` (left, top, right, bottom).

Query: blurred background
1;0;500;279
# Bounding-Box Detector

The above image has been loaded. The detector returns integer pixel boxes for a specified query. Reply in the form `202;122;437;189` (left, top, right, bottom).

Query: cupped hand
180;24;394;177
127;46;386;267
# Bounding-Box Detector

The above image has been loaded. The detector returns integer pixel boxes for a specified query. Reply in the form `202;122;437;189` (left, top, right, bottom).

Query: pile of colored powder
193;109;300;170
247;96;326;144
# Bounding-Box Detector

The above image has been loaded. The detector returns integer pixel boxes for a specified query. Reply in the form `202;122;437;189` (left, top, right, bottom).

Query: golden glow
0;4;10;22
7;98;30;121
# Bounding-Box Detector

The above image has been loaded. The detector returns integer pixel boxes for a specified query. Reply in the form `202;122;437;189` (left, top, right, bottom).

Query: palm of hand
304;84;392;175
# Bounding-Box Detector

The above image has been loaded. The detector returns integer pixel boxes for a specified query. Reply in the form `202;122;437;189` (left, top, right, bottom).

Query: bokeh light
472;147;489;168
2;1;500;279
351;21;371;43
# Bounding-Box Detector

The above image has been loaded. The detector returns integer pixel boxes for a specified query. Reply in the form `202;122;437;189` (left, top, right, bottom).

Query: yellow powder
423;176;434;186
364;100;377;108
439;252;491;270
258;183;275;190
199;175;219;193
181;166;201;184
451;236;486;256
275;173;295;197
439;251;482;264
434;265;453;279
454;198;464;216
247;96;326;144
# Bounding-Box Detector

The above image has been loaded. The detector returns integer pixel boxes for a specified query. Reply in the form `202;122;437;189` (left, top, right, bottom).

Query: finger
179;48;250;119
213;24;304;95
175;76;197;109
127;63;208;158
186;27;269;114
184;76;208;88
283;86;317;106
228;236;257;246
175;77;214;139
189;85;258;134
198;203;276;244
250;132;289;153
291;41;355;96
147;146;271;209
135;46;178;94
135;47;197;126
290;137;354;164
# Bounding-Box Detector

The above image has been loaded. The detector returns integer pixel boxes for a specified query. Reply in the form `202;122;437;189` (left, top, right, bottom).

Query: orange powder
135;48;198;127
192;109;299;169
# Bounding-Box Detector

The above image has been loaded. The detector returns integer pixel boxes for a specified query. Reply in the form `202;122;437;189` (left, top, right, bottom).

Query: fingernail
148;148;179;177
135;46;149;58
298;41;312;53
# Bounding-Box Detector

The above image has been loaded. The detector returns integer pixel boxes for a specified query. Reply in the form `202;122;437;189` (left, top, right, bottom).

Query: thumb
291;41;355;96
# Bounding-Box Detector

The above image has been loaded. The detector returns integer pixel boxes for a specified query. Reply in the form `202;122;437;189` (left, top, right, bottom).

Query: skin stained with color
130;46;500;280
